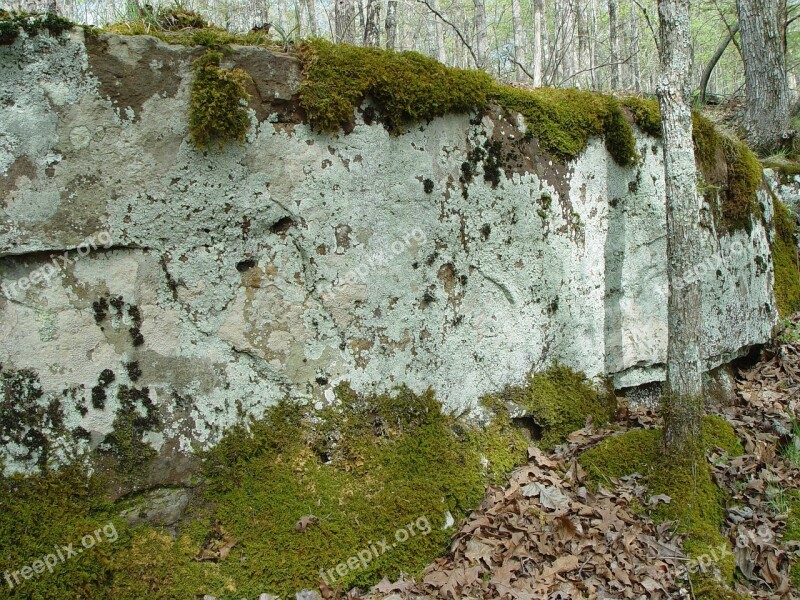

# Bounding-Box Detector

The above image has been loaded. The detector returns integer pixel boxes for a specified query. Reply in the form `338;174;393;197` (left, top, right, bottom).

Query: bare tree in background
608;0;620;88
335;0;356;43
10;0;59;12
363;0;380;45
576;0;592;88
533;0;544;85
385;0;397;49
511;0;526;81
630;3;641;91
474;0;488;68
736;0;791;152
657;0;704;453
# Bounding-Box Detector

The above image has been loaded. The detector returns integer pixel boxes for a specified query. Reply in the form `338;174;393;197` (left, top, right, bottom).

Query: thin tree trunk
657;0;704;453
511;0;526;81
364;0;381;46
699;23;739;104
305;0;318;36
474;0;488;69
432;0;447;63
608;0;621;89
576;0;592;88
736;0;790;152
630;4;641;91
335;0;357;43
533;0;544;86
385;0;398;49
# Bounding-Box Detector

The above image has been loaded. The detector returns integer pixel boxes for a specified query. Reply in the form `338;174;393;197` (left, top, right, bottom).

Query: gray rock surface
0;29;780;476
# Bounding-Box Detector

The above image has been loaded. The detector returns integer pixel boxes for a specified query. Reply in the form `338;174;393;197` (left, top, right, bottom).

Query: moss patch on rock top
0;10;73;45
298;39;638;166
188;50;253;149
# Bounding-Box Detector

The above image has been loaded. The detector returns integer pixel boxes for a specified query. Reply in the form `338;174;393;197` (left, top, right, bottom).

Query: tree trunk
699;23;739;104
629;4;641;91
511;0;526;81
474;0;488;69
335;0;357;43
657;0;704;453
385;0;397;49
736;0;790;152
576;0;592;88
533;0;544;86
432;0;447;63
305;0;318;36
363;0;381;46
608;0;620;89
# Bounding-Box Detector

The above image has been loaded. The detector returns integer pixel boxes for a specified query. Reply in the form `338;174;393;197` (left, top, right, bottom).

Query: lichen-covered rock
0;28;779;476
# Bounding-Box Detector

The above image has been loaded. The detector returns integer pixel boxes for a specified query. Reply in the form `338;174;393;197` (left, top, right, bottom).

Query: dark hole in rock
512;416;543;442
236;258;257;272
271;216;295;235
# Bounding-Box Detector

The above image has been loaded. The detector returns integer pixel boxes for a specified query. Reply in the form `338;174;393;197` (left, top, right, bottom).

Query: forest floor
348;316;800;600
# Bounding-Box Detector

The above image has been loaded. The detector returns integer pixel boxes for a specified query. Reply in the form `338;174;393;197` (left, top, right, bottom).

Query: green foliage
189;50;253;149
772;199;800;317
0;10;73;45
499;364;617;450
578;415;745;595
298;38;495;134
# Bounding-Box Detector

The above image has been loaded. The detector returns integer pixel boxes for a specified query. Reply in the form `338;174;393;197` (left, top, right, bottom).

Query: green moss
188;50;253;149
620;96;662;138
772;199;800;316
498;364;617;450
493;86;638;166
470;395;530;483
106;21;272;48
721;135;763;230
785;491;800;587
579;415;745;596
702;414;744;456
0;11;73;45
761;157;800;181
0;464;129;598
298;38;495;135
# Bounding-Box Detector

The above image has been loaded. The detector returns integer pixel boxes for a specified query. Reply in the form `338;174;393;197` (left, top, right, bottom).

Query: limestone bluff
0;25;783;480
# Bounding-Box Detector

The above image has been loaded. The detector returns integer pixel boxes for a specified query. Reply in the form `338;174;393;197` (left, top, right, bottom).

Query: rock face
0;29;780;476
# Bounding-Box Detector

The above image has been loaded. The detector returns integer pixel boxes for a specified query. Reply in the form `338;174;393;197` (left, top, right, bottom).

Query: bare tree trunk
589;0;599;88
305;0;318;36
511;0;526;81
533;0;544;86
385;0;398;49
699;22;739;104
736;0;790;152
576;0;592;88
364;0;381;46
335;0;357;43
630;4;641;91
474;0;488;69
432;0;447;63
657;0;704;453
608;0;621;89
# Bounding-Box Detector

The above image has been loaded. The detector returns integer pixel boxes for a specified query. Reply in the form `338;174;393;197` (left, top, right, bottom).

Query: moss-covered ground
579;414;745;598
785;491;800;588
0;365;609;598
